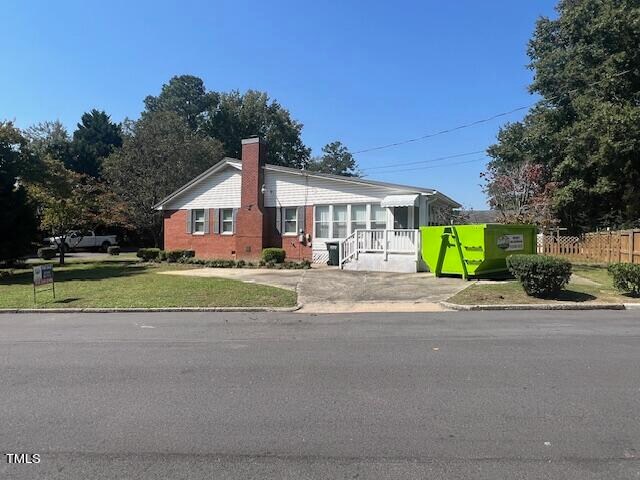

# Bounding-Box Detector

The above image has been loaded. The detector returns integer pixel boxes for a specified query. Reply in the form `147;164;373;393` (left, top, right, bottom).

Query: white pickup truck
47;231;118;252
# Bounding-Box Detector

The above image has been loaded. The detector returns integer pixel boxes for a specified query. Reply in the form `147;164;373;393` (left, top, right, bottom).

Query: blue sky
2;0;558;208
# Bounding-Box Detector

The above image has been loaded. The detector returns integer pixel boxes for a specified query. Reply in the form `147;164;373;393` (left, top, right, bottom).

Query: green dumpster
326;241;340;266
420;224;536;279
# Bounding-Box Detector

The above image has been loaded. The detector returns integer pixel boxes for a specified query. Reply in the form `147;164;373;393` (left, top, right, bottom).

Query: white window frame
370;204;388;230
314;203;390;240
331;205;348;239
283;207;298;236
350;204;368;234
192;209;206;235
220;208;234;235
314;205;331;240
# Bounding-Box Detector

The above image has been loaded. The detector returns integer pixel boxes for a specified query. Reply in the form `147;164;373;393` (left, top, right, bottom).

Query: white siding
164;166;241;210
264;170;409;207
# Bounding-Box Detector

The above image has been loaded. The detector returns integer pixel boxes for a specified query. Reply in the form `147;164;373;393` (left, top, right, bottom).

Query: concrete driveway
160;266;468;312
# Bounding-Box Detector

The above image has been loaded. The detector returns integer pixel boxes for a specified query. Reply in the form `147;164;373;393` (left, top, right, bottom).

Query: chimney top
241;136;265;145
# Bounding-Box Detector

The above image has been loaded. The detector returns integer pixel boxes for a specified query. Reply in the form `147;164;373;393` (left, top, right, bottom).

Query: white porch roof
380;194;419;208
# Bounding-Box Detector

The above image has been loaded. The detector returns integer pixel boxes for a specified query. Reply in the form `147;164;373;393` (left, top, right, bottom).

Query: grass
448;264;640;306
0;261;297;309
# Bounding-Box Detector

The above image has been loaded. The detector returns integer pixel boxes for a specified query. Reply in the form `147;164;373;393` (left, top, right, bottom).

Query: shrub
37;247;57;260
205;259;236;268
165;249;196;263
1;258;27;269
107;246;120;256
158;250;167;261
261;248;286;264
506;254;572;298
136;248;161;262
236;260;246;268
608;263;640;296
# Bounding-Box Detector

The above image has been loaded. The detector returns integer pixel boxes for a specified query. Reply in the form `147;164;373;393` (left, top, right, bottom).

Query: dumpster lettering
497;234;524;251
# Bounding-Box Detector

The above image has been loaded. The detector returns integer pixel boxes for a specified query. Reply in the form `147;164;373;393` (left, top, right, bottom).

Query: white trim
220;208;234;234
282;206;298;236
192;208;206;235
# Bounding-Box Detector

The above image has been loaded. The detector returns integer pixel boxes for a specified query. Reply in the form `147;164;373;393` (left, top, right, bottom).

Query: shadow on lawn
548;290;597;302
0;262;148;286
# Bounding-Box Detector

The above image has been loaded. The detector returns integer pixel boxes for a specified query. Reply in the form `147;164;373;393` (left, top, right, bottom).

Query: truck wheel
101;241;111;252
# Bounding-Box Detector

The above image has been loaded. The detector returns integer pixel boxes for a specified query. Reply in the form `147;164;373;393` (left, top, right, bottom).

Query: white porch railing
339;229;420;268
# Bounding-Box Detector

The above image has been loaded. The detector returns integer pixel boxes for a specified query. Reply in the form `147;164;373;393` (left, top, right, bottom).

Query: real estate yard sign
33;264;55;303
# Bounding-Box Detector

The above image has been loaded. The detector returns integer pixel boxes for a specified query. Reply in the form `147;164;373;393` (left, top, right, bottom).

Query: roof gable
155;158;460;209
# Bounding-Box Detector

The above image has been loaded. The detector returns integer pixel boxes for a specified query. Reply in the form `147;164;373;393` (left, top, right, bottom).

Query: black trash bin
325;241;340;266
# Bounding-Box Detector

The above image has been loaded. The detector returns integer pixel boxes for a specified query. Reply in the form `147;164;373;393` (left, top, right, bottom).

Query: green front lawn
0;262;297;309
448;264;640;305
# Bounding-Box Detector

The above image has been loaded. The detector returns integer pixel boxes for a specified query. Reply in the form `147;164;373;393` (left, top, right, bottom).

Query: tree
144;77;311;168
26;155;124;265
69;109;123;177
487;0;640;232
24;120;74;167
144;75;218;131
482;161;558;228
0;122;38;264
102;111;225;246
307;141;360;176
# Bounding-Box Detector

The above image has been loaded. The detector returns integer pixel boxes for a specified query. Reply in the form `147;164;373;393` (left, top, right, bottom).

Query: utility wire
362;157;487;177
354;69;632;155
361;149;486;172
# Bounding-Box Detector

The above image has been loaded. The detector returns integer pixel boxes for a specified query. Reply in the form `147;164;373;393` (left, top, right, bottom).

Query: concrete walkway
159;266;468;313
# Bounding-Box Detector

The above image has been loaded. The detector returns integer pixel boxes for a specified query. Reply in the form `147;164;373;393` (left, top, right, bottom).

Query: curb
0;305;303;314
440;301;627;311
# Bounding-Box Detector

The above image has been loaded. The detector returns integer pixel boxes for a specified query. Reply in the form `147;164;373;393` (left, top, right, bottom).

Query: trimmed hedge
261;248;286;264
506;254;572;298
175;257;310;270
37;247;57;260
136;248;161;261
107;246;120;256
608;263;640;296
166;249;196;263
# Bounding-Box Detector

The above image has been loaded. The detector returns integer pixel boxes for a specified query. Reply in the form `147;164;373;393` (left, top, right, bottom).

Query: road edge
0;305;303;314
440;301;630;311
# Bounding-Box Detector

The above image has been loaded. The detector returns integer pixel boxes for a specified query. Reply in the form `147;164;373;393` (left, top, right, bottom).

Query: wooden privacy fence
539;229;640;264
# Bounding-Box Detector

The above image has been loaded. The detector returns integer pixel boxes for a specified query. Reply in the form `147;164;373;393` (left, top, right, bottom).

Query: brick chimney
235;137;267;259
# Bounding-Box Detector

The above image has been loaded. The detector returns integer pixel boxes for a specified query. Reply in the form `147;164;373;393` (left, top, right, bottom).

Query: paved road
1;311;639;479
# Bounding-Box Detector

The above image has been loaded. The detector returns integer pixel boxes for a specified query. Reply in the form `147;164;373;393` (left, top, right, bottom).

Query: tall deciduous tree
24;120;74;167
102;111;225;246
487;0;640;232
144;76;311;168
0;122;38;264
482;161;558;228
307;141;360;177
70;109;123;177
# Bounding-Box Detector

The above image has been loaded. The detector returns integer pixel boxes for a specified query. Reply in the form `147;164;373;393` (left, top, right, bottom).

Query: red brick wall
163;209;237;259
163;206;315;262
263;206;313;261
235;138;266;260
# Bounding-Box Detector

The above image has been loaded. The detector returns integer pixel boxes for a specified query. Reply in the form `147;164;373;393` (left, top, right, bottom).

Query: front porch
339;229;424;273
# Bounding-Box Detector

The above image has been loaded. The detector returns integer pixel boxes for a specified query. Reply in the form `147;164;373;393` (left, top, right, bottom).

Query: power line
354;107;528;154
362;156;487;177
361;149;486;172
353;69;632;155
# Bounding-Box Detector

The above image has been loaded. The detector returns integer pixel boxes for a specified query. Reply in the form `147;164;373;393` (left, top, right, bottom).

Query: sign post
33;264;55;303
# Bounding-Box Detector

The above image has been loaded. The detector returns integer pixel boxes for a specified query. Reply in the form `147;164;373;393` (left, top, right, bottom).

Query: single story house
154;137;460;272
